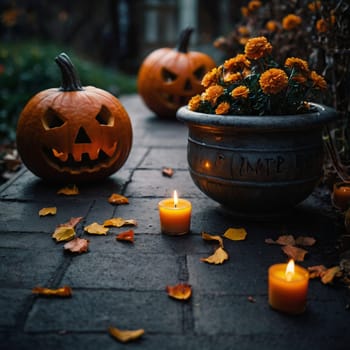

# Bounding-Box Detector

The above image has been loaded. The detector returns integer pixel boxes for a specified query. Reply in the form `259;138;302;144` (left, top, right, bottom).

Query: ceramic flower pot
177;103;337;217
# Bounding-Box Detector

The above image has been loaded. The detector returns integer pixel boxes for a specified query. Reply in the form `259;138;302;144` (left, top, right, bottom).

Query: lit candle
158;190;192;235
332;181;350;210
268;259;309;315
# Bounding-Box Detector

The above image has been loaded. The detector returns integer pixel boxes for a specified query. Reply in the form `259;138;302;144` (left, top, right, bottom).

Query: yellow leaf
38;207;57;216
108;193;129;205
108;326;145;343
52;226;75;242
223;227;247;241
57;184;79;195
84;222;109;235
166;283;192;300
200;246;229;264
104;217;137;228
32;285;72;297
201;232;224;247
321;266;342;284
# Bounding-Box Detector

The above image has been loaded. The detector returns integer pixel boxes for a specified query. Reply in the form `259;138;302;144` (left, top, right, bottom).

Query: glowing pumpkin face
137;27;216;118
16;53;132;183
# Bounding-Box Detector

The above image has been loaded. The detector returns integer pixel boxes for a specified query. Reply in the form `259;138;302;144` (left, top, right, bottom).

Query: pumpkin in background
16;53;132;183
137;27;216;118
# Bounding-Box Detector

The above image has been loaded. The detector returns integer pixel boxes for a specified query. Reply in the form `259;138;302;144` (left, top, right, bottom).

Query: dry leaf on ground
84;222;109;235
32;285;72;297
104;217;137;228
201;246;229;265
308;265;327;279
116;229;134;243
108;193;129;205
308;265;342;284
201;232;224;247
38;207;57;216
295;236;316;247
282;245;308;261
52;226;75;242
265;235;296;246
162;167;174;177
166;283;192;300
61;217;83;228
57;184;79;195
108;326;144;343
223;227;248;241
64;237;89;253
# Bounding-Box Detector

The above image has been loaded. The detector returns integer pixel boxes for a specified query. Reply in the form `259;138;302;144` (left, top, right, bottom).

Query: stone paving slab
0;95;349;350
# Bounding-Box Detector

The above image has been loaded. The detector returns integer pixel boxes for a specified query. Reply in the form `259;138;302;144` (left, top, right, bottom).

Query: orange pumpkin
16;53;132;183
137;27;216;118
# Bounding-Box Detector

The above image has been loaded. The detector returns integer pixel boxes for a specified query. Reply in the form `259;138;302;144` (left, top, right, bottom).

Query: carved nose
75;127;91;144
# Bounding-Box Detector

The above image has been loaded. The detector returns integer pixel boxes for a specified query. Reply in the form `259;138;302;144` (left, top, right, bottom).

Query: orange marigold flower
224;72;243;84
224;54;251;72
285;57;309;74
244;36;272;60
308;1;321;12
282;14;302;30
203;85;224;105
266;20;279;32
188;95;201;111
232;86;250;99
241;6;250;17
316;16;335;33
215;102;231;115
310;71;327;90
248;0;262;12
238;26;250;36
259;68;288;95
201;67;220;88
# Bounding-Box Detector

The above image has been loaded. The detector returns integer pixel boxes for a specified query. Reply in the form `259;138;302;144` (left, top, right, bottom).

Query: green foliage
0;41;136;142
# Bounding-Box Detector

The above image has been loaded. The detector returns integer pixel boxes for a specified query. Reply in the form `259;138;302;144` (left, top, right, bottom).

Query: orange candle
158;190;191;235
268;260;309;315
332;182;350;210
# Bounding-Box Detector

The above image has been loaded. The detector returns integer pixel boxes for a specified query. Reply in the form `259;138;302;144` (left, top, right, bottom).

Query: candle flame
285;259;295;282
173;190;178;208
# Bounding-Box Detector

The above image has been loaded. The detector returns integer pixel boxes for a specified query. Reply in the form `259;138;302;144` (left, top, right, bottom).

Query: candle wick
174;203;177;208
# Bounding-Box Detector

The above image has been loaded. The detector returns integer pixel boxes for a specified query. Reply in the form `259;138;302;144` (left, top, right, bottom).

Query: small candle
158;190;192;235
268;260;309;315
332;181;350;210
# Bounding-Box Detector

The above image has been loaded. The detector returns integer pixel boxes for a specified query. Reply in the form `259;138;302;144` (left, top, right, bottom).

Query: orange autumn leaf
108;193;129;205
162;167;174;177
265;235;296;246
201;231;224;248
84;222;109;235
116;229;134;243
108;326;145;343
64;237;89;253
61;216;83;228
32;285;72;297
223;227;247;241
166;283;192;300
295;236;316;247
38;207;57;216
104;217;137;228
281;245;308;261
201;246;229;264
321;266;342;284
52;226;75;242
57;184;79;196
308;265;327;279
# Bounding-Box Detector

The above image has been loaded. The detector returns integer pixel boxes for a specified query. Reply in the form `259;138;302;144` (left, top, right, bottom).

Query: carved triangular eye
42;108;65;129
162;68;177;82
95;105;113;126
75;127;91;144
193;65;206;80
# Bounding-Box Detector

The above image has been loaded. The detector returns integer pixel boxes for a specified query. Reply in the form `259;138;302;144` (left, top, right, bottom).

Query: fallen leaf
84;222;109;235
104;217;137;228
162;167;174;177
201;246;229;264
307;265;327;279
321;266;342;284
32;285;72;297
223;227;247;241
116;229;134;243
265;238;277;244
281;245;308;261
108;326;144;343
64;237;89;253
39;207;57;216
52;226;75;242
166;283;192;300
61;217;83;228
108;193;129;205
295;236;316;247
201;232;224;247
57;184;79;195
276;235;296;246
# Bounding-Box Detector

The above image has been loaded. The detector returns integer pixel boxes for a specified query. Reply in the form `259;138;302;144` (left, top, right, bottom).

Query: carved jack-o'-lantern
16;53;132;183
137;27;216;118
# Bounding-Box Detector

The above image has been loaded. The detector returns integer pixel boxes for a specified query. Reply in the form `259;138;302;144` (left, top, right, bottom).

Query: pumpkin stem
176;27;194;53
55;53;83;91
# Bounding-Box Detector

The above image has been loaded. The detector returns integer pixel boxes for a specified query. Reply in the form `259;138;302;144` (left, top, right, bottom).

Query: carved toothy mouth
43;142;118;173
